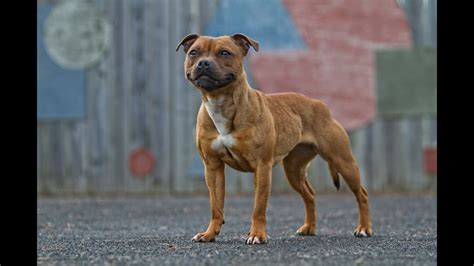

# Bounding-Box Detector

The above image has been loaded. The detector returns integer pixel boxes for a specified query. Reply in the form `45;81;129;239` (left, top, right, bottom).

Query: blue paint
204;0;305;51
37;5;85;120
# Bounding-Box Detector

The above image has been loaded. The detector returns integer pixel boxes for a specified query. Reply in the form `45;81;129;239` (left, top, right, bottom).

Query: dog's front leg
192;159;225;242
246;163;272;245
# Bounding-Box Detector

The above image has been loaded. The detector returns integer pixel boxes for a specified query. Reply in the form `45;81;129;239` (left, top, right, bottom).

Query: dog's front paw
245;231;267;245
192;231;217;242
354;224;372;237
295;223;315;236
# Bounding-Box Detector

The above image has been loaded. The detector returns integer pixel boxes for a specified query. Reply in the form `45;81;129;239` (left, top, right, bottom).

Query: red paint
129;149;155;177
248;0;411;130
423;147;437;175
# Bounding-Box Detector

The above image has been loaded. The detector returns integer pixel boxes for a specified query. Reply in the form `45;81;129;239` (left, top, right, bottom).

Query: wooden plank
37;123;43;193
86;66;103;191
51;123;65;190
396;118;411;190
383;118;397;189
40;123;55;193
372;118;387;191
133;0;155;192
58;122;82;191
122;0;144;192
349;127;368;190
39;122;64;192
167;0;178;192
38;123;50;193
101;0;126;192
144;0;165;193
72;121;87;192
410;117;425;191
59;122;72;190
427;116;437;192
84;45;109;192
152;0;173;193
362;121;374;191
421;115;437;189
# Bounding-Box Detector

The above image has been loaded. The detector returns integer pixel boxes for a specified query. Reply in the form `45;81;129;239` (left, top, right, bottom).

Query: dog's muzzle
188;70;236;91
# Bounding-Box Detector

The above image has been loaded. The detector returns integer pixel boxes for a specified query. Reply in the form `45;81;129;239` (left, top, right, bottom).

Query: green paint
376;48;437;116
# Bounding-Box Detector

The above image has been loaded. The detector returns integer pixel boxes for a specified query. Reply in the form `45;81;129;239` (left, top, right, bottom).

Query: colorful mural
37;5;85;120
205;0;412;130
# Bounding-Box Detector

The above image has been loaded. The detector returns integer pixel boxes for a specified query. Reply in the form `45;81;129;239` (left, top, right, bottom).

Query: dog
176;33;372;245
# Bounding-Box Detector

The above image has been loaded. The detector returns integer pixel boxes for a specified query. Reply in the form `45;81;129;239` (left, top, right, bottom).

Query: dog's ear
231;33;259;56
176;33;200;53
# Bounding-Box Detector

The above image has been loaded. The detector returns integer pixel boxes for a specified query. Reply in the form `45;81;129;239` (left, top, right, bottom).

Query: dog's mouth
188;73;236;91
194;74;219;82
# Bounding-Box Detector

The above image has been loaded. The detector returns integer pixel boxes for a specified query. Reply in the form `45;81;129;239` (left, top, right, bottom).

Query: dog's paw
245;234;267;245
191;231;216;242
354;225;372;237
295;224;316;236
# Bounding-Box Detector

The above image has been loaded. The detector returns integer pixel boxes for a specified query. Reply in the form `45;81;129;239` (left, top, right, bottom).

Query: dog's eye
220;50;231;56
189;50;198;56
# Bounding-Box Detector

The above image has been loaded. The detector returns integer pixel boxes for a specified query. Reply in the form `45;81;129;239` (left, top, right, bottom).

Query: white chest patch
204;97;235;152
211;134;235;152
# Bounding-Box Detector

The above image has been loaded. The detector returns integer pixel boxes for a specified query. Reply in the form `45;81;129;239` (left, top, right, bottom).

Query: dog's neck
201;72;253;135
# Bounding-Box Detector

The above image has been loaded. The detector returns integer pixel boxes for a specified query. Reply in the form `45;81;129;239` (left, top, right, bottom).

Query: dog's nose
197;59;211;70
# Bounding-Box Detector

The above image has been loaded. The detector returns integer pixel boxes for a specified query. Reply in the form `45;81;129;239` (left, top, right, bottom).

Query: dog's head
176;33;259;92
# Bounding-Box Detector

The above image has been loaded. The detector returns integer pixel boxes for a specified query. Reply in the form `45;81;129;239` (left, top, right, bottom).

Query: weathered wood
37;0;437;195
383;118;396;189
170;0;184;192
122;0;142;192
397;118;412;189
144;0;165;192
59;122;83;190
372;118;388;191
350;127;368;189
153;0;173;192
103;0;126;192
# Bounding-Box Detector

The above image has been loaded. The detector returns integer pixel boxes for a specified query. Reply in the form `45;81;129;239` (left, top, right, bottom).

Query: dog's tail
328;164;340;190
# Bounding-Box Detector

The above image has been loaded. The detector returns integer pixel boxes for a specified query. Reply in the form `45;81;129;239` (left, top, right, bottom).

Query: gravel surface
37;194;437;265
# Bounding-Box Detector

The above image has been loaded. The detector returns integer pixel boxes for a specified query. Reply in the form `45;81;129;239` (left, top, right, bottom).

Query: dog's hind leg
318;119;373;237
329;157;372;237
282;144;317;235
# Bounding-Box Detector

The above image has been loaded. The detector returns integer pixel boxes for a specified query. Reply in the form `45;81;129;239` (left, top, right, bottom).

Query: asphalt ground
37;193;436;265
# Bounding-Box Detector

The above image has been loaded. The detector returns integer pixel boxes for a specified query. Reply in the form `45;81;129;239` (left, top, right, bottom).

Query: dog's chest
202;97;254;172
204;98;235;152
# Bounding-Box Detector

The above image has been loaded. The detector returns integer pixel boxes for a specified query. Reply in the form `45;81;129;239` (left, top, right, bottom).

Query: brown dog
176;33;372;245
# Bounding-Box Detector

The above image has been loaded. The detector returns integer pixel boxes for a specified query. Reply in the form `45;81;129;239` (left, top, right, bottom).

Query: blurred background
37;0;437;195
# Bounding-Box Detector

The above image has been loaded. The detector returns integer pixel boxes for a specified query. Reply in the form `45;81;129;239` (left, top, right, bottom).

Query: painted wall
37;0;436;195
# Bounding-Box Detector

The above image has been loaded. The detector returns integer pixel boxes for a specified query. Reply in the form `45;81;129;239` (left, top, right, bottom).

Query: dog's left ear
176;33;200;53
231;33;259;56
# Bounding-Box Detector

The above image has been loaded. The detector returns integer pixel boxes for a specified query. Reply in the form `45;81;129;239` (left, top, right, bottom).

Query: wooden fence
37;0;437;195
